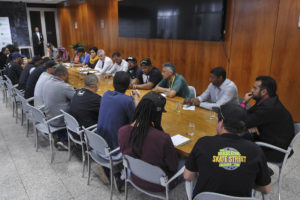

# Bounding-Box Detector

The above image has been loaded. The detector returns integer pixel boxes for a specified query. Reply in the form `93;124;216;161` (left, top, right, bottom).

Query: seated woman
71;47;90;66
87;46;99;69
118;91;179;192
56;47;70;63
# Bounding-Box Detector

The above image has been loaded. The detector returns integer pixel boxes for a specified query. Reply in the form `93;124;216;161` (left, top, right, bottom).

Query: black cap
77;47;85;53
214;102;247;133
126;56;137;63
140;58;152;66
45;60;57;69
31;56;42;63
142;91;166;112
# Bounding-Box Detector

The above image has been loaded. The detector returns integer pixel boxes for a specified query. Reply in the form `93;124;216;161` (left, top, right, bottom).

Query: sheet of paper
171;134;191;146
183;105;195;110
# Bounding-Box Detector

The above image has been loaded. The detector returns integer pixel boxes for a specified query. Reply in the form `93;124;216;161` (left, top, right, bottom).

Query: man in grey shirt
47;43;58;60
184;67;238;110
42;65;75;128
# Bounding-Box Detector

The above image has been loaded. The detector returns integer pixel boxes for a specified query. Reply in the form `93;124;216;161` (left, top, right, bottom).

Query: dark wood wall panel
58;0;300;121
270;0;300;120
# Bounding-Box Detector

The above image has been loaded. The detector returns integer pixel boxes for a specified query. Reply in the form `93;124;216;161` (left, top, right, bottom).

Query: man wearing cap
7;52;25;85
184;102;272;198
47;43;58;60
94;49;113;74
131;58;162;90
25;58;53;99
105;52;128;76
34;60;57;106
126;56;141;79
154;62;190;98
18;55;43;90
184;67;238;110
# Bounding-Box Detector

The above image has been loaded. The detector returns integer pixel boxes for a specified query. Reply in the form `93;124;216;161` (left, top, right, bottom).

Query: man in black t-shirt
126;56;141;79
131;58;162;90
69;74;101;128
184;103;271;198
7;53;25;85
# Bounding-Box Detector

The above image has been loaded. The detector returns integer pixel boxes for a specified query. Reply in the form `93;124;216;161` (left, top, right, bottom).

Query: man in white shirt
106;52;128;76
94;49;113;74
184;67;239;110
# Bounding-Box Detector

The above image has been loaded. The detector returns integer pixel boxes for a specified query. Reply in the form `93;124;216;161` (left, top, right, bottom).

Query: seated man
241;76;294;162
154;62;190;98
105;52;128;76
7;52;25;85
71;47;90;66
184;102;272;198
131;58;162;90
94;49;113;74
119;91;179;192
97;71;139;151
47;43;58;60
126;57;141;79
69;74;101;128
34;60;57;106
42;65;75;147
18;56;43;90
184;67;238;110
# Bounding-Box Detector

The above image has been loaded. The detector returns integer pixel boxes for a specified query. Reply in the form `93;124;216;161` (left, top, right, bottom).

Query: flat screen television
118;0;227;41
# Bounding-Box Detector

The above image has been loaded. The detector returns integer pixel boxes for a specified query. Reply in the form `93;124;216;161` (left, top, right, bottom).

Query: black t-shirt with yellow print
185;133;271;198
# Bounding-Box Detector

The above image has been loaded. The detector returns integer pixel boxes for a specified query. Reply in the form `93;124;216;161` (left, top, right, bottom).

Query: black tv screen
118;0;227;41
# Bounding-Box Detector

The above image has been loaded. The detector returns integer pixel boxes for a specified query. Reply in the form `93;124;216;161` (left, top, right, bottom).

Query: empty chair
123;155;184;200
255;123;300;200
84;128;122;200
193;192;257;200
188;86;196;98
29;104;65;163
61;110;97;177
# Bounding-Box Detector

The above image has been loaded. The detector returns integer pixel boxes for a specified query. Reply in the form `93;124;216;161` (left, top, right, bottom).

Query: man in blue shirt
97;71;140;151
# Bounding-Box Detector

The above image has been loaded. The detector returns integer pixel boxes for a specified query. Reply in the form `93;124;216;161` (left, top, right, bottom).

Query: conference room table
67;66;217;157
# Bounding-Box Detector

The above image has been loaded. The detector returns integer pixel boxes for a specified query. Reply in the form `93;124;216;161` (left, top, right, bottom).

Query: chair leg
12;101;15;117
278;167;283;200
50;134;54;164
81;145;85;178
110;168;113;200
35;128;39;152
15;103;18;123
26;119;30;137
21;109;24;126
166;185;169;200
125;170;128;200
68;136;72;161
87;154;91;185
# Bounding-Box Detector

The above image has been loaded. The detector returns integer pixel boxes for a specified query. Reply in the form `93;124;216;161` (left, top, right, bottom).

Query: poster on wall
0;17;12;49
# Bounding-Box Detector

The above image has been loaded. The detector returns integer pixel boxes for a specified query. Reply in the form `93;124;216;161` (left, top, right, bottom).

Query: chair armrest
262;193;270;200
167;166;185;184
109;147;120;155
255;142;287;154
26;96;35;102
36;104;45;110
86;124;97;130
185;180;196;200
12;84;19;88
46;114;64;123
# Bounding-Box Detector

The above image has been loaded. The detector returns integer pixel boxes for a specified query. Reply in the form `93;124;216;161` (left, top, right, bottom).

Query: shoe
98;166;110;185
268;167;274;176
56;141;68;151
113;174;124;193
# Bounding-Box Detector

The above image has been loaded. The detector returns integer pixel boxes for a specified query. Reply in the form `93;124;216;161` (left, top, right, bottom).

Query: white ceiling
0;0;64;4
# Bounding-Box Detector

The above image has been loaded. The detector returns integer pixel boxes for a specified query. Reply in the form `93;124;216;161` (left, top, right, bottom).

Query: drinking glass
188;122;195;136
176;102;181;113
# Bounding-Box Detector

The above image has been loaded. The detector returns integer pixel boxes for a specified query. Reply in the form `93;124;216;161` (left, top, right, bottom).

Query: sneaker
56;141;68;151
113;174;124;193
98;166;110;185
268;167;274;176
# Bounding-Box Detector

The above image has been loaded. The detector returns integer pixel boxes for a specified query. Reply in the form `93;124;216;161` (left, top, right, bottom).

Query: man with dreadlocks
118;91;179;192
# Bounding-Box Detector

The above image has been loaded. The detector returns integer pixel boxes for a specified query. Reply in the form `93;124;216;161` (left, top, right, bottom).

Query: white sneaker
56;141;68;151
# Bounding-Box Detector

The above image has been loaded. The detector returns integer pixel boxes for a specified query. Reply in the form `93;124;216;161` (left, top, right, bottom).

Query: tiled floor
0;93;299;200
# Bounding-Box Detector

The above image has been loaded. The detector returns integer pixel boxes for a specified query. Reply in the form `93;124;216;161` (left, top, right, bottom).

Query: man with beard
241;76;294;162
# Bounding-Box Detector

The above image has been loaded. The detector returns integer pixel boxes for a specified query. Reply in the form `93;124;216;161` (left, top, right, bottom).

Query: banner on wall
0;17;12;49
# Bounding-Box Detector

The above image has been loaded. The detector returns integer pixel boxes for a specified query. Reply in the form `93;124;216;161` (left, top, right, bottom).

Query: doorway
27;7;60;57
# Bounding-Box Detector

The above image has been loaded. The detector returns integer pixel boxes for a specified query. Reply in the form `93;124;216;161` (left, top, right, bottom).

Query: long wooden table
67;66;217;157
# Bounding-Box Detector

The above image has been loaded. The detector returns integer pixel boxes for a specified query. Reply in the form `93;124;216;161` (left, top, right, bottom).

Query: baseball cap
142;91;167;112
11;52;25;59
214;102;247;132
140;58;152;66
45;60;57;69
126;56;137;63
31;56;42;63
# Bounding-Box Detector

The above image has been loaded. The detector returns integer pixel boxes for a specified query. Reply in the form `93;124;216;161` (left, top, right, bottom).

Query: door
27;8;60;57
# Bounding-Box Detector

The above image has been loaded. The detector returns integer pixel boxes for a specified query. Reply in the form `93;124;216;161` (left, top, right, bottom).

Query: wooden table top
67;66;217;157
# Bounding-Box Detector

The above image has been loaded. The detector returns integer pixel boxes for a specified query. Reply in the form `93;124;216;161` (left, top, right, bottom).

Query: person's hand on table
183;98;200;106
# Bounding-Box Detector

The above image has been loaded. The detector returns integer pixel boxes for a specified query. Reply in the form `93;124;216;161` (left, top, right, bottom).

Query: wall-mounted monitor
118;0;227;41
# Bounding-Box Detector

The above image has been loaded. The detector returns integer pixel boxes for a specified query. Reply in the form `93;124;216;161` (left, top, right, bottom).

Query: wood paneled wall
58;0;300;121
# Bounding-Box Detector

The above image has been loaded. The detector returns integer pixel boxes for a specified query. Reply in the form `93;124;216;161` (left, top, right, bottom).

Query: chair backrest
290;122;300;148
123;155;167;185
30;104;47;124
193;192;256;200
188;86;196;98
84;128;109;156
60;109;80;134
16;92;30;113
